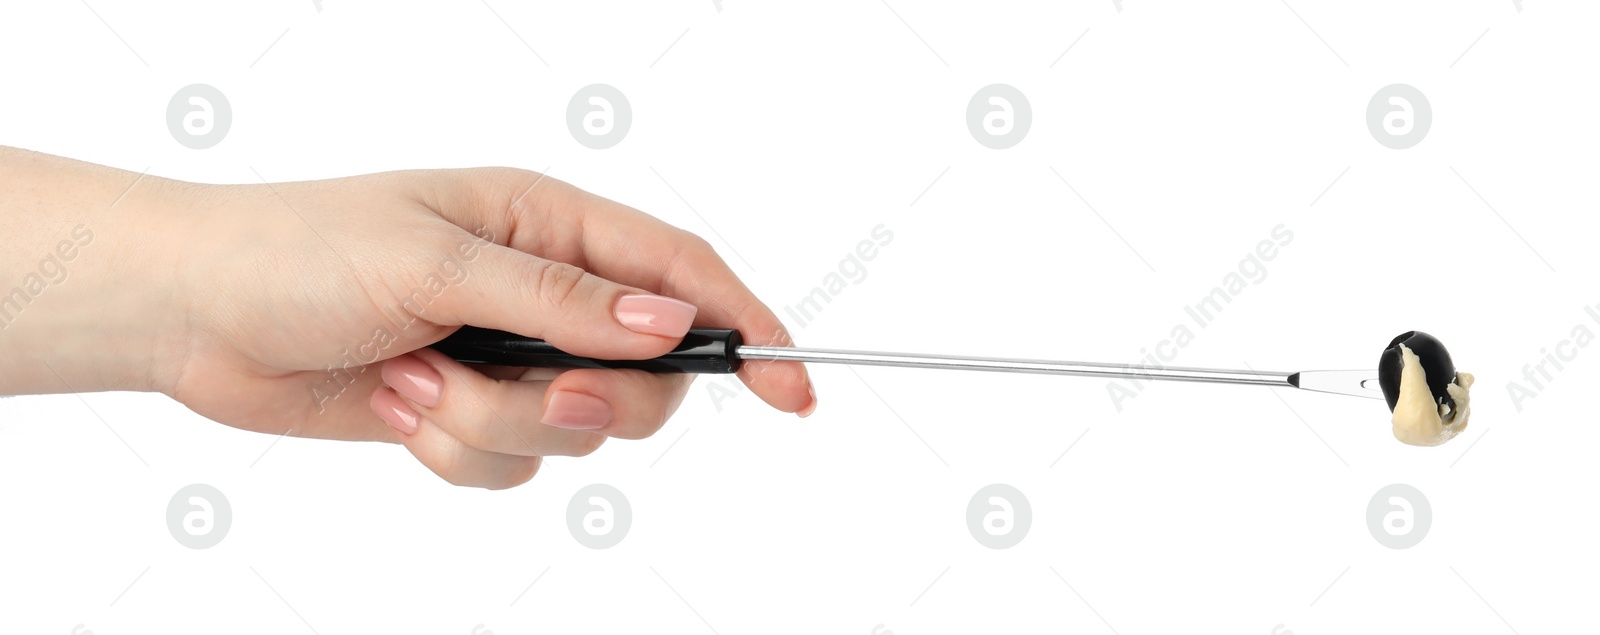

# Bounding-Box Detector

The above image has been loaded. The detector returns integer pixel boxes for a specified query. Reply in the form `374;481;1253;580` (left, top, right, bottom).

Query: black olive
1377;331;1457;414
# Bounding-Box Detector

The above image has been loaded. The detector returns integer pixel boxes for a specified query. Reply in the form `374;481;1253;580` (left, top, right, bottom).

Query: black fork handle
431;326;744;374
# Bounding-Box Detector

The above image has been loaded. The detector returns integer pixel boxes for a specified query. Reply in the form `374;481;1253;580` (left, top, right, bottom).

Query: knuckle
532;261;588;309
490;457;543;490
641;408;676;440
433;451;473;488
642;375;691;439
684;232;716;256
490;168;545;213
645;407;674;438
675;233;723;270
492;166;539;184
441;383;503;451
610;407;672;441
571;432;607;457
455;414;500;451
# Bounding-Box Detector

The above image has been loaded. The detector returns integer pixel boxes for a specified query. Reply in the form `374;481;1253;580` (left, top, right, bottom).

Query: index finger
423;168;816;416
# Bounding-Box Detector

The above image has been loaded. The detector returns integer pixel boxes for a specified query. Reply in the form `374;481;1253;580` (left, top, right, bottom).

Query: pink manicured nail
371;388;423;435
382;355;443;408
541;391;612;430
798;381;818;418
615;294;698;337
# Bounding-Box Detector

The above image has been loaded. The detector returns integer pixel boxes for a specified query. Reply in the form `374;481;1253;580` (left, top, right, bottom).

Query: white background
2;1;1597;633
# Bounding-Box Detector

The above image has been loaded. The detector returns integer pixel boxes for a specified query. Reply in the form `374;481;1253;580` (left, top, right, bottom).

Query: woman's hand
0;148;814;488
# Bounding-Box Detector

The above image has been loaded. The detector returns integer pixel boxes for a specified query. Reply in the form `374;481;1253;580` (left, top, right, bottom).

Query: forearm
0;147;191;395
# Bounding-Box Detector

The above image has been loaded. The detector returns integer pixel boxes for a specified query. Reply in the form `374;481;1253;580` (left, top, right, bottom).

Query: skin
0;147;815;488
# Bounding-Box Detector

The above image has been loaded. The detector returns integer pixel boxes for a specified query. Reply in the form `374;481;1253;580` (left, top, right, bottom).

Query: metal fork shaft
736;345;1294;387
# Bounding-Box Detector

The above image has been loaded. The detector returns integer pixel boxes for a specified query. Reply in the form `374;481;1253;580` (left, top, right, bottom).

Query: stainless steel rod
736;345;1294;387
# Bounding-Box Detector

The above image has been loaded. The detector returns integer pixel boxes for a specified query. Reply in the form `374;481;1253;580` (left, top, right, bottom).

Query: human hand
0;149;814;488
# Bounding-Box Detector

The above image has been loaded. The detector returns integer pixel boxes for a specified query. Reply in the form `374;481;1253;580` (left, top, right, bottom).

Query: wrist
0;149;195;396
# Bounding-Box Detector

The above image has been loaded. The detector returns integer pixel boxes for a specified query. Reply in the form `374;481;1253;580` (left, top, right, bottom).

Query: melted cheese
1390;344;1473;446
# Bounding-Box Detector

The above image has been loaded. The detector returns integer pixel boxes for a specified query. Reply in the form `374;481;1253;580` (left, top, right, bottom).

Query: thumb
424;242;698;359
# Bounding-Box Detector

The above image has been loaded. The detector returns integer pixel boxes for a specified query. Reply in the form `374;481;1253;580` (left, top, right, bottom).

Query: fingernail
615;294;698;337
797;381;818;418
382;355;443;408
542;391;612;430
371;388;423;435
